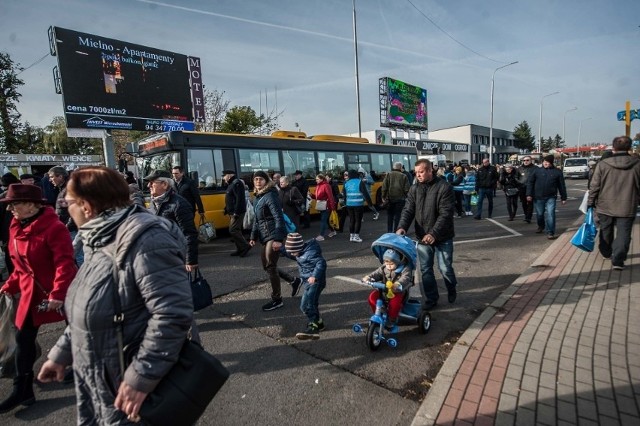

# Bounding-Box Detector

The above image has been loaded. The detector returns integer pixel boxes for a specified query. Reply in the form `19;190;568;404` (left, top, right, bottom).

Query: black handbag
112;265;229;425
190;269;213;311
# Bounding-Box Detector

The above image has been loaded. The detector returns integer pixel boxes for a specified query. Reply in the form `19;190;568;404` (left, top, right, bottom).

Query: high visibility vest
344;179;364;206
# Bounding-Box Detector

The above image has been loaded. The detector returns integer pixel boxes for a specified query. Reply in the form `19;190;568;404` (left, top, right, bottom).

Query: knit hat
253;170;270;181
543;155;555;164
383;248;401;265
285;233;304;253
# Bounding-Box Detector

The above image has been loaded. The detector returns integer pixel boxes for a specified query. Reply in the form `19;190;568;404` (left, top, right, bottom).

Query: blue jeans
463;193;473;213
474;188;493;218
534;197;557;235
300;280;326;323
417;239;457;303
319;210;329;236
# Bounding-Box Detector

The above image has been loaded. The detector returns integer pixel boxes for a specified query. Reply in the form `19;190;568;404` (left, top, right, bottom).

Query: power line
16;52;50;75
405;0;505;64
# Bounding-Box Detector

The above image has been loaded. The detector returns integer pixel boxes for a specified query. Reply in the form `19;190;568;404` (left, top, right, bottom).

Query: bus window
392;153;416;171
187;148;221;189
317;151;345;177
137;152;180;180
371;153;391;177
346;153;370;174
283;150;316;178
239;149;281;175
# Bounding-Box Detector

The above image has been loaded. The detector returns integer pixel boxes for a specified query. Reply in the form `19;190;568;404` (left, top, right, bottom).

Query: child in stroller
362;248;413;332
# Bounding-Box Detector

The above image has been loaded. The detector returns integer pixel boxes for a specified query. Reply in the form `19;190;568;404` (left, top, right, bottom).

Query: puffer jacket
475;165;498;190
250;182;286;244
313;180;336;211
526;165;567;200
47;206;193;424
280;239;327;284
588;153;640;217
149;189;198;265
366;263;414;292
398;176;455;243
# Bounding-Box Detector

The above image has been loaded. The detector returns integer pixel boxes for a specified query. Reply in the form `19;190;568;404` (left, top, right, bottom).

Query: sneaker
535;227;544;233
317;319;325;331
373;212;379;220
290;277;302;297
601;255;611;260
296;323;320;340
448;290;457;303
547;234;557;240
352;234;362;243
349;234;355;242
315;235;325;241
262;299;283;311
327;231;337;238
613;264;624;271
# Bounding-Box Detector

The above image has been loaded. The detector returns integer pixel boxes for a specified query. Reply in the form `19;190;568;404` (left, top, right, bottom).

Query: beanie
253;170;270;181
383;249;401;265
543;155;555;164
285;233;304;253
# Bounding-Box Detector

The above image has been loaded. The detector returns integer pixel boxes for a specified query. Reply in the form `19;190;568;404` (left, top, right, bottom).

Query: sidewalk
412;219;640;426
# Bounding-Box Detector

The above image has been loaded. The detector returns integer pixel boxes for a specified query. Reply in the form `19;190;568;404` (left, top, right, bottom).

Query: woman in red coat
0;184;76;413
311;174;336;241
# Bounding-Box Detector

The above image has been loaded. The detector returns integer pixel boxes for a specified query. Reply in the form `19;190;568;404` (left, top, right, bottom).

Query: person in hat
526;154;567;239
249;170;288;311
222;169;251;257
0;184;76;413
362;247;413;332
145;170;199;271
291;170;310;228
279;232;327;340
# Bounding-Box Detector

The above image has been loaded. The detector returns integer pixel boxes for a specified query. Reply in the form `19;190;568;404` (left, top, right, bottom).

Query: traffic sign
618;109;639;121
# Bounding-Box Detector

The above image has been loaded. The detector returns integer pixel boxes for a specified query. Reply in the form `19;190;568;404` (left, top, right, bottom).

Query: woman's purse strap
110;254;126;377
12;239;50;298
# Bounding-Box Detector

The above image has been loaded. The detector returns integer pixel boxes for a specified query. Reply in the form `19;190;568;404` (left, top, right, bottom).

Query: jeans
319;210;329;236
598;214;635;267
417;239;457;303
260;240;282;301
474;188;493;218
534;197;557;235
463;193;473;213
300;280;326;323
386;200;405;233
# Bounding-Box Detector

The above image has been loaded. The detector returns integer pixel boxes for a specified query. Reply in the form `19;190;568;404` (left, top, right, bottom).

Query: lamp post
538;91;560;154
578;117;592;157
352;0;362;137
562;107;577;148
489;61;518;164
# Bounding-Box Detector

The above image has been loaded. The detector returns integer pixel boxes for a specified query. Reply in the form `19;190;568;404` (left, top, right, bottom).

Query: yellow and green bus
131;130;417;230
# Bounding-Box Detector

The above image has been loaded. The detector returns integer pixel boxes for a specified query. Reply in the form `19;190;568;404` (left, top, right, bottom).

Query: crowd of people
1;135;638;422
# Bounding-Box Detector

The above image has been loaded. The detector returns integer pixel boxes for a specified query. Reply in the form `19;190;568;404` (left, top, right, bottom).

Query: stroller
352;233;431;350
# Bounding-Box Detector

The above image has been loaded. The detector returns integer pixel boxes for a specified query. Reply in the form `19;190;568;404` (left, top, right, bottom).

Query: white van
563;158;589;179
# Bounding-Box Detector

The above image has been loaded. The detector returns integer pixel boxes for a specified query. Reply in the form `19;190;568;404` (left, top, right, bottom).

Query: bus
130;130;417;230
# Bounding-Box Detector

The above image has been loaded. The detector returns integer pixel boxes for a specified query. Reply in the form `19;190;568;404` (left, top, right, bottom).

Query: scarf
77;204;139;249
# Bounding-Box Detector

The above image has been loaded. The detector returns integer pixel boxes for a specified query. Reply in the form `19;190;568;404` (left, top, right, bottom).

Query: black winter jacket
398;176;455;243
176;176;205;214
224;176;247;215
149;189;199;265
475;165;498;190
250;183;287;244
526;166;567;200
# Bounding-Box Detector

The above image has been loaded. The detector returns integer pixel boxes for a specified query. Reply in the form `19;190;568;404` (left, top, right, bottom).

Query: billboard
379;77;428;130
51;27;204;132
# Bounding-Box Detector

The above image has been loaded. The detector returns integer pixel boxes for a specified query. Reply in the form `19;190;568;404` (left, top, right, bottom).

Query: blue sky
2;0;639;145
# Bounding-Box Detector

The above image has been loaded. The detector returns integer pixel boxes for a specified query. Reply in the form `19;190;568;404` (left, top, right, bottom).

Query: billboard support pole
102;130;116;169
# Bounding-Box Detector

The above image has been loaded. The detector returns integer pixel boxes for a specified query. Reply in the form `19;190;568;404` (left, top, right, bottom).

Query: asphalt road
0;179;588;425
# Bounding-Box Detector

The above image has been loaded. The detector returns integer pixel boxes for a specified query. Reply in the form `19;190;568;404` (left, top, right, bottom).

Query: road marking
454;218;522;245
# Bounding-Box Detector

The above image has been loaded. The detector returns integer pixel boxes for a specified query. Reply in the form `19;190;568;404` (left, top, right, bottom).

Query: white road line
486;218;522;236
454;234;520;245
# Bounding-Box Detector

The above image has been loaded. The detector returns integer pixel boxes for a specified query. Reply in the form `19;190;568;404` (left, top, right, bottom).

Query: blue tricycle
351;233;431;351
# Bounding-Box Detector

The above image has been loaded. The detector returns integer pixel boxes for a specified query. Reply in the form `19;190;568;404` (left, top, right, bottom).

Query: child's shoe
290;277;302;297
316;318;325;331
296;322;320;340
384;320;398;333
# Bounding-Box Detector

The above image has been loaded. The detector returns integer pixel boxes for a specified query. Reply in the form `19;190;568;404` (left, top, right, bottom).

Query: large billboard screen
380;77;428;130
52;27;204;132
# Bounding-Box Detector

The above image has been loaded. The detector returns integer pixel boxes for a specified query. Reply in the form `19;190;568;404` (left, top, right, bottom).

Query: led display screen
381;77;428;130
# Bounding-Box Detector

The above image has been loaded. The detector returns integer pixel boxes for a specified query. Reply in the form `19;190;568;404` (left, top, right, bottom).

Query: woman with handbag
0;184;77;413
37;167;194;424
310;174;336;241
500;164;520;221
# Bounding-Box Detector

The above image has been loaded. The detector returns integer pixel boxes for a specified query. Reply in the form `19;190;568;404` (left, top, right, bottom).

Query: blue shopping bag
570;207;597;252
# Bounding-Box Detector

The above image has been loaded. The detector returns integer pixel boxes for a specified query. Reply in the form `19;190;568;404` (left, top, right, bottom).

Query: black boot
0;372;35;413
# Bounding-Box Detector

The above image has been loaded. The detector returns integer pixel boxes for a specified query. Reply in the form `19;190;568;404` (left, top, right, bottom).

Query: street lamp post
352;0;362;137
489;61;518;164
562;107;577;148
578;117;592;157
538;91;560;154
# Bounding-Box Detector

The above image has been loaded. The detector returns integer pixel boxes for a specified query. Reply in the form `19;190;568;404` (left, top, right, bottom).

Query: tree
513;121;535;151
198;88;230;132
0;52;24;153
541;134;565;152
219;106;265;134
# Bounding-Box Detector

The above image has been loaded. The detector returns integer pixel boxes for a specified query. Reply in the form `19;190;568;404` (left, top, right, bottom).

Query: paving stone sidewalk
413;220;640;426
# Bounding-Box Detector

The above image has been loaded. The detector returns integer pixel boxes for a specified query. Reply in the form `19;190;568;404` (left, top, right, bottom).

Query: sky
2;0;640;146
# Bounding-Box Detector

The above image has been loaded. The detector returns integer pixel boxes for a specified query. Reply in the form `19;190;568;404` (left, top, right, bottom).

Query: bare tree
198;88;230;132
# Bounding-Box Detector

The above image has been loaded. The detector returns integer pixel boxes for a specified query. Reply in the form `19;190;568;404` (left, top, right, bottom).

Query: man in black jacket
292;170;310;228
526;155;567;239
397;159;457;311
474;158;499;220
171;166;205;223
146;170;199;270
223;169;251;257
516;156;536;223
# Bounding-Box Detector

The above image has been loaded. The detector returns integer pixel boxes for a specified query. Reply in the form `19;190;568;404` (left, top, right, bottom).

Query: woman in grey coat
38;166;193;424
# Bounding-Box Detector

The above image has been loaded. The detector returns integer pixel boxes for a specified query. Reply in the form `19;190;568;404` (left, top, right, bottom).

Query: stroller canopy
370;233;417;271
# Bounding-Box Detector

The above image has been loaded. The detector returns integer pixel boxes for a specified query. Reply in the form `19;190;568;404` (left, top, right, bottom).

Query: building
429;124;518;165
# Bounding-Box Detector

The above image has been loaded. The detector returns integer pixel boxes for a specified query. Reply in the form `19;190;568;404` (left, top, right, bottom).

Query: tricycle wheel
419;311;431;334
366;323;383;351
